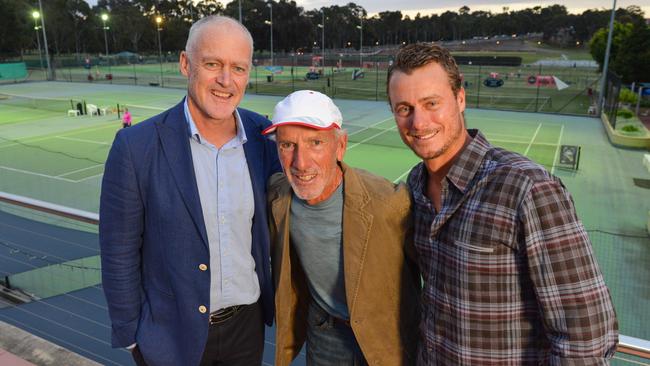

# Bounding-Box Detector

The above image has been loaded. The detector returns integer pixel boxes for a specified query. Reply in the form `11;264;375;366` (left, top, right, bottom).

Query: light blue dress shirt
184;99;259;312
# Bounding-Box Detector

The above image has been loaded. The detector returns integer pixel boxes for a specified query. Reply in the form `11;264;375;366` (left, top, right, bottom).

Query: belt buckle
209;305;242;325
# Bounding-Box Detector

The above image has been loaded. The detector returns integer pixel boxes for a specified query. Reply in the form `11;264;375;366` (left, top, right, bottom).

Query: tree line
0;0;646;60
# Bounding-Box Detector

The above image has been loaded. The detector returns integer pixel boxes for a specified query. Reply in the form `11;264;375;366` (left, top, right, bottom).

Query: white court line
74;172;104;183
0;123;117;150
393;167;413;183
484;132;533;141
55;136;111;146
523;123;542;157
57;164;104;178
0;226;99;253
348;125;397;150
490;138;557;147
348;116;394;137
551;124;565;175
471;115;553;127
0;165;77;183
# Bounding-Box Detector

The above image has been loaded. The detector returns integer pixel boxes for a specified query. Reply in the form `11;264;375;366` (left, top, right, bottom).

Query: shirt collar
183;96;248;145
408;129;491;197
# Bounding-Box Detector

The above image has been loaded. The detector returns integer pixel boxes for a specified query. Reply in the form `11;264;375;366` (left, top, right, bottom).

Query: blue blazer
99;100;280;366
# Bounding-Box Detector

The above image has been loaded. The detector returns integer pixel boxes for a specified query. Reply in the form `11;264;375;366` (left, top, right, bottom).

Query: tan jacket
268;162;420;366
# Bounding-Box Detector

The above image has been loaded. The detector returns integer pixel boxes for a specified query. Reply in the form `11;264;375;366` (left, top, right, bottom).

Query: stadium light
356;9;363;68
37;0;53;80
156;16;164;87
597;0;617;115
267;3;273;67
320;9;325;71
31;11;45;75
101;13;112;82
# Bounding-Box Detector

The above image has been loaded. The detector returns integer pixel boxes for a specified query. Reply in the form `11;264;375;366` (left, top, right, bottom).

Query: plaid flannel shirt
409;129;618;365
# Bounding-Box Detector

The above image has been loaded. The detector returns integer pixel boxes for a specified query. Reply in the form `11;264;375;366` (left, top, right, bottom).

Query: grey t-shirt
290;183;348;319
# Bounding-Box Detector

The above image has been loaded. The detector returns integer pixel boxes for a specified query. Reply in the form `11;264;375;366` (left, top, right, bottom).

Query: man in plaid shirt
387;43;618;365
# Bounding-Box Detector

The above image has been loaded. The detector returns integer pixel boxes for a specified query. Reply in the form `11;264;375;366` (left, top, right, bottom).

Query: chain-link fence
17;52;602;117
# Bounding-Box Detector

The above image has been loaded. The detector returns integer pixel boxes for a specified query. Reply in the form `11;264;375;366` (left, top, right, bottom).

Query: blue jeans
306;301;368;366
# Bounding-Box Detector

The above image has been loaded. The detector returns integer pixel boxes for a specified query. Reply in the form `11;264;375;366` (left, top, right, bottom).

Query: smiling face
276;125;347;205
388;62;469;170
180;22;251;127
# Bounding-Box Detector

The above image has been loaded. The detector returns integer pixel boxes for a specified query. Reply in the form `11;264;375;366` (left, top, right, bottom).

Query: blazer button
198;264;208;271
198;305;207;314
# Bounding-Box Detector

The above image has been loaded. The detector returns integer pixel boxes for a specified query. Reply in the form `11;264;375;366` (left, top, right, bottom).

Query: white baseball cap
262;90;342;135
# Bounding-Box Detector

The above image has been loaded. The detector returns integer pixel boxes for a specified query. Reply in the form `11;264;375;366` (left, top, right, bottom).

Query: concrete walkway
0;321;100;366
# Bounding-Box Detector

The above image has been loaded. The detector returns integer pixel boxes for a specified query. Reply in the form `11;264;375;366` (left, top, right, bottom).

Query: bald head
185;15;253;62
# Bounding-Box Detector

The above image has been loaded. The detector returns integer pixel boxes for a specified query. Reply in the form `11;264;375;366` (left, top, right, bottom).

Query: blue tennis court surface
0;204;306;365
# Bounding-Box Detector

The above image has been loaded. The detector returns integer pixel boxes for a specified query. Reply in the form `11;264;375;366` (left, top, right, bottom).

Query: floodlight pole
597;0;617;115
156;17;164;87
322;9;325;70
32;12;45;76
238;0;242;23
101;14;112;83
38;0;52;80
358;11;363;68
267;3;273;67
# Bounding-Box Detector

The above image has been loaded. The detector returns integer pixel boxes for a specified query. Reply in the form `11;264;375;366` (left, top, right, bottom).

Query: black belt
209;305;243;325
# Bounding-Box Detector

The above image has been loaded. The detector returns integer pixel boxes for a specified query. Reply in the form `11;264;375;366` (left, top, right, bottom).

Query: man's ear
179;51;190;77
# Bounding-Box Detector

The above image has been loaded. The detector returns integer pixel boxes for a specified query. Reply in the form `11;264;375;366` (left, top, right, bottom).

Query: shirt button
198;305;207;314
198;264;208;271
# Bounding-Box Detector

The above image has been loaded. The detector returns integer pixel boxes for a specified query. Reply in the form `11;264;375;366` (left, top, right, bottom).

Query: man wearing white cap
263;90;420;366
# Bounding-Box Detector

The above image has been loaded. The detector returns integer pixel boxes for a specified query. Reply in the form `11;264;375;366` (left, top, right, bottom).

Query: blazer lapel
155;101;209;248
340;163;373;313
242;115;264;215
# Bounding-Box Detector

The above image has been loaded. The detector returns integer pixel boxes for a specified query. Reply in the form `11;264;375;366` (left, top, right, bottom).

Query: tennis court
0;81;569;211
1;81;649;365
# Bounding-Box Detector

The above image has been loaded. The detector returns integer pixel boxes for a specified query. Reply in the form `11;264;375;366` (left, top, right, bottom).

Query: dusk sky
83;0;650;16
293;0;649;17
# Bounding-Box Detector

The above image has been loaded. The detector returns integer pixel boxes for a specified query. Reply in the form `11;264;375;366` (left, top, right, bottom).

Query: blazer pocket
453;241;495;253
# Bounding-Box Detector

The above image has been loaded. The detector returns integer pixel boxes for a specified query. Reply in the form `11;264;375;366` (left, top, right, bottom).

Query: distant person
387;43;618;365
263;90;420;366
100;15;280;366
121;108;132;128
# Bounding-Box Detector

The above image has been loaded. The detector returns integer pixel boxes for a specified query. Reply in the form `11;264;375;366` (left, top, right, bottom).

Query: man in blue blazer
99;16;280;366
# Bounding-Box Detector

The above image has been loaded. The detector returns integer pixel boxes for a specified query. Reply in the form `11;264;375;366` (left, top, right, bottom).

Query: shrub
617;109;634;119
621;125;640;132
618;88;638;104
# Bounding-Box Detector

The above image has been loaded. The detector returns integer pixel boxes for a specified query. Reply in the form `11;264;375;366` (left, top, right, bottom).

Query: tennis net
0;92;83;114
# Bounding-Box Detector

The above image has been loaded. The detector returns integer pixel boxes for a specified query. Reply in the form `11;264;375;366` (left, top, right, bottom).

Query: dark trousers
131;302;264;366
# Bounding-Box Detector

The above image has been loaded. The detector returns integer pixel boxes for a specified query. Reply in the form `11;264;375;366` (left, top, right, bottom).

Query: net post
117;103;121;119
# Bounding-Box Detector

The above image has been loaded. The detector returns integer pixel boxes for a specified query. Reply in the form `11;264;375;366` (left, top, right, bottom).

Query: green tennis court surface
1;81;648;343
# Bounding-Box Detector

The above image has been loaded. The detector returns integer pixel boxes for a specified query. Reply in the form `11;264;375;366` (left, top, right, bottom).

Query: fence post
534;64;543;112
331;66;335;93
375;62;379;101
476;65;481;108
